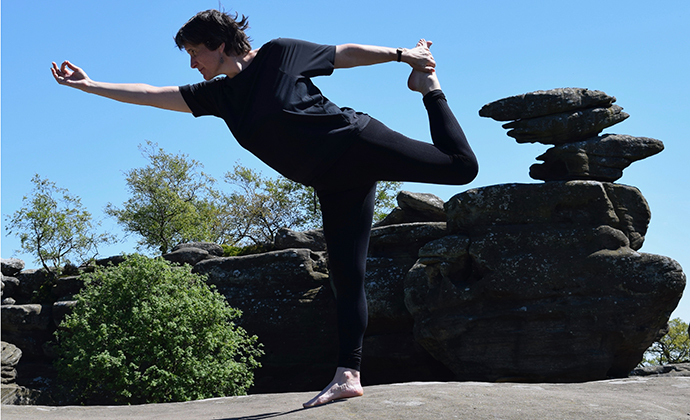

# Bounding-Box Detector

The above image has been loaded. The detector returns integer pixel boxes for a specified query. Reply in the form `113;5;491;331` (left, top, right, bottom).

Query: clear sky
2;1;688;321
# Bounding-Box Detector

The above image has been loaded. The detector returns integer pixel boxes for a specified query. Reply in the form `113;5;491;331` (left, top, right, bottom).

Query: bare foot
406;39;441;95
302;367;363;408
407;69;442;95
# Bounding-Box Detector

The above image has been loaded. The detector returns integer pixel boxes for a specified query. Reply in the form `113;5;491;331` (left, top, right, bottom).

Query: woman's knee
451;154;479;185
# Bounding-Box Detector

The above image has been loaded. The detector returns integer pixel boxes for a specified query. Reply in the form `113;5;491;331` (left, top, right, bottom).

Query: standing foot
303;367;363;408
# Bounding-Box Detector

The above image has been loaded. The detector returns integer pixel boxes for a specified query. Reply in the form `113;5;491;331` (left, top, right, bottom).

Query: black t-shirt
180;38;371;185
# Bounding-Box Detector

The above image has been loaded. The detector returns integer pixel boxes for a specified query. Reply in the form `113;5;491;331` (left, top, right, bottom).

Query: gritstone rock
2;342;22;384
530;134;665;182
377;191;447;227
502;105;629;145
479;87;615;121
172;242;224;256
1;259;25;277
404;181;686;382
479;87;661;181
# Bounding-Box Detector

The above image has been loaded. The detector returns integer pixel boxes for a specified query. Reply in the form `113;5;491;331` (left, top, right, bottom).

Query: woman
51;9;478;408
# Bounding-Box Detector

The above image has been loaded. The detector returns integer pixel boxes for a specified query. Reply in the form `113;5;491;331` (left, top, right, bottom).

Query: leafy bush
221;243;275;257
54;254;263;404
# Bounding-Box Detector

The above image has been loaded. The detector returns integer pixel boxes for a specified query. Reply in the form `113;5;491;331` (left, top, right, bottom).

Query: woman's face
185;43;225;80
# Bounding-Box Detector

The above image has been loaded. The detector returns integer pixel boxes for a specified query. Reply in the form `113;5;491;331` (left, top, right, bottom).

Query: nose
190;57;198;69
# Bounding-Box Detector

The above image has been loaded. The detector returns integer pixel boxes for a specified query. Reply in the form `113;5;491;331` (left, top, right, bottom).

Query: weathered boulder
1;305;53;333
377;191;446;227
502;105;629;145
94;255;126;267
530;134;664;182
1;305;55;361
192;221;454;392
162;246;212;266
446;181;650;250
1;259;25;277
363;222;454;383
274;228;326;251
0;383;42;405
479;88;615;121
172;242;224;256
193;249;337;392
404;181;686;382
2;276;20;301
51;276;84;301
632;363;690;377
479;87;662;183
8;270;54;305
2;342;22;384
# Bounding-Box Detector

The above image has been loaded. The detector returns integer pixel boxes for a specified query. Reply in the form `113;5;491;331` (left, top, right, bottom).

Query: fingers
51;60;78;84
60;61;71;75
64;60;80;72
51;61;65;83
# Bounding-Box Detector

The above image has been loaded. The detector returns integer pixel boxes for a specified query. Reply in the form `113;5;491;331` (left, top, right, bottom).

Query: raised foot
406;38;441;95
303;367;364;408
407;69;442;95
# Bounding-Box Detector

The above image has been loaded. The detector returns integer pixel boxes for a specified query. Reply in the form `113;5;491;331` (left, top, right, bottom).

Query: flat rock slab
479;88;615;121
4;376;689;419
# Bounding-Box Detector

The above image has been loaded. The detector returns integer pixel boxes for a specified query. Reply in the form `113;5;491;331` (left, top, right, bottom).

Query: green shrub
221;244;243;256
54;254;263;405
221;243;274;257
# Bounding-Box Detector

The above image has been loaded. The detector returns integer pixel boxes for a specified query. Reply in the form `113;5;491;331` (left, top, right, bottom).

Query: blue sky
2;1;688;321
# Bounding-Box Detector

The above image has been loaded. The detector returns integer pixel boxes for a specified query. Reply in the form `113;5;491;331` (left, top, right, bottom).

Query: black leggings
315;90;478;371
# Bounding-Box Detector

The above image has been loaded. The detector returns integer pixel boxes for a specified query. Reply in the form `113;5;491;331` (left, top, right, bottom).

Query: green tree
223;163;402;245
642;318;690;365
372;180;404;222
105;142;219;254
54;254;263;404
4;174;112;273
223;164;319;245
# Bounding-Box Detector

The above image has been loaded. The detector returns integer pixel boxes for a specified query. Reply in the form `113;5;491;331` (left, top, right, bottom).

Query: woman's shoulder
264;38;325;49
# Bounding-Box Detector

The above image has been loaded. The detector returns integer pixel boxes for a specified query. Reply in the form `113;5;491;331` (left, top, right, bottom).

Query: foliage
4;174;113;273
372;180;404;222
223;163;402;245
641;318;690;366
222;164;321;245
105;142;403;253
105;142;220;254
54;255;263;404
221;243;275;257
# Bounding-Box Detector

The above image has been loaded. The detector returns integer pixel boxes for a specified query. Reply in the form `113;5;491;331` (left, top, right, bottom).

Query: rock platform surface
3;375;689;420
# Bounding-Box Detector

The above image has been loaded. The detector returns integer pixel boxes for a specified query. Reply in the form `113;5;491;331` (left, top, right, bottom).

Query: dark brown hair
175;9;251;56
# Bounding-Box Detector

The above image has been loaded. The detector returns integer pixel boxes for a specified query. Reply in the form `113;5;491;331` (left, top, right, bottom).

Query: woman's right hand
51;61;91;89
403;39;436;73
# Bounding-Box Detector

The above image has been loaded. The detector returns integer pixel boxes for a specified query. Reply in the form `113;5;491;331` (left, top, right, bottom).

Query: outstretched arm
51;61;191;113
334;40;435;72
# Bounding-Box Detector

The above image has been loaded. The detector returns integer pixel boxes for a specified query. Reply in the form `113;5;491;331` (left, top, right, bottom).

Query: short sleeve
272;38;336;78
179;78;227;118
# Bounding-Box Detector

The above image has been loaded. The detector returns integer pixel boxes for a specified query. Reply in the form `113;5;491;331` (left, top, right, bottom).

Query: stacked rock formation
479;88;664;181
400;88;684;383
